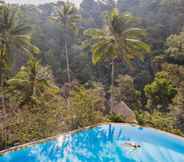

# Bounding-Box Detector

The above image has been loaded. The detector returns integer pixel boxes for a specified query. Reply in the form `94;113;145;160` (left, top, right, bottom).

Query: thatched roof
112;101;137;123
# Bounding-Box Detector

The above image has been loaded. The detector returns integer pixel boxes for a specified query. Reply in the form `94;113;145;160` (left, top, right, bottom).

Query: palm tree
84;8;150;112
7;56;59;109
51;2;80;83
0;5;39;111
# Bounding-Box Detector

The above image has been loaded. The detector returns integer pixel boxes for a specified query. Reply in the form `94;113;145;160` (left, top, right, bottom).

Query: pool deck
0;122;184;155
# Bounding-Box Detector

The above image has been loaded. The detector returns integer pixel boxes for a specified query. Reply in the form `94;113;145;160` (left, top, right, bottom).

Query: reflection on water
1;124;184;162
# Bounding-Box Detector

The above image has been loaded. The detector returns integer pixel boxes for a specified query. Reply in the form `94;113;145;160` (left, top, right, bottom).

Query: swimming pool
0;123;184;162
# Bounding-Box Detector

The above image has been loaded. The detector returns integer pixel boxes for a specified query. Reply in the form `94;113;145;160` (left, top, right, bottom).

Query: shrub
144;72;177;112
136;111;183;136
107;114;125;123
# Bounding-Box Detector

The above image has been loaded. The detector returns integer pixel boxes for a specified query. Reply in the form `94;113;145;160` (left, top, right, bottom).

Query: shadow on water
0;124;136;162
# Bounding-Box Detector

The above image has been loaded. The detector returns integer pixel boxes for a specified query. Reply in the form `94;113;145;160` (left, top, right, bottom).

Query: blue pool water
0;124;184;162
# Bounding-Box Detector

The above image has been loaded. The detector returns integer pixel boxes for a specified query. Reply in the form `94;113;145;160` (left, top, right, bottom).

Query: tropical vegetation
1;0;184;150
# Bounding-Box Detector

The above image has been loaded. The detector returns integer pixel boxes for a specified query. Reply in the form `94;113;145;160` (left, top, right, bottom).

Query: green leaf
126;38;150;53
84;28;105;38
124;27;147;37
92;47;103;64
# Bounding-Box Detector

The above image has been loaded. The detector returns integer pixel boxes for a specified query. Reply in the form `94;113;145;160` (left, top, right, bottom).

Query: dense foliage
1;0;184;150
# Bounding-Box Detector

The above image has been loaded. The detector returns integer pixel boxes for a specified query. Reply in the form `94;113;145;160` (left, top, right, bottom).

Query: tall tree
84;8;150;111
166;31;184;64
0;5;39;111
144;72;177;112
7;56;60;109
51;2;80;83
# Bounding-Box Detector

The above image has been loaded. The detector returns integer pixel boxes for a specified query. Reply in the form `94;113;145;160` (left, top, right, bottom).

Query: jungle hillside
1;0;184;150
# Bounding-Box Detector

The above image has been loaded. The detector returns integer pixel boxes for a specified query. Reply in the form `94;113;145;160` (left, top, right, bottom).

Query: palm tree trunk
0;72;6;115
0;43;6;114
64;39;71;83
110;59;115;113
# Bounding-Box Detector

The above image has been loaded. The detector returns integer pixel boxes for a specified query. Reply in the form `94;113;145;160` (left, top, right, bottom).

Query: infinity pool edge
0;122;184;155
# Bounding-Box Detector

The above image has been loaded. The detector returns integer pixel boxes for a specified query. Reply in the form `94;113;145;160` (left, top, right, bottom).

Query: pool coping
0;122;184;155
0;122;108;155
